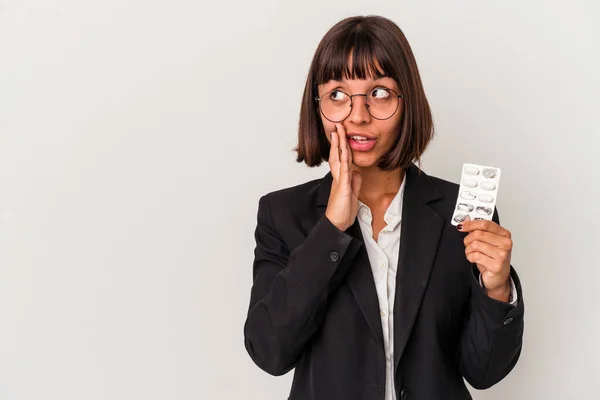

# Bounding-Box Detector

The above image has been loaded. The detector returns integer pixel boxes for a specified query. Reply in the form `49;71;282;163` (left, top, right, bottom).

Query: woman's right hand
325;123;362;232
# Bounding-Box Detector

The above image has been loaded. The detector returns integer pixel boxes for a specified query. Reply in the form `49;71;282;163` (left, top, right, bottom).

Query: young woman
244;15;524;400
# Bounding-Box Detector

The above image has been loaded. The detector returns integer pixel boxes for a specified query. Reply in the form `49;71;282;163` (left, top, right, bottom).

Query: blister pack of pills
451;163;501;226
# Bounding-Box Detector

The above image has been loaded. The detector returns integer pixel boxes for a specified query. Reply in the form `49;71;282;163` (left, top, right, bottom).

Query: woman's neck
354;165;405;204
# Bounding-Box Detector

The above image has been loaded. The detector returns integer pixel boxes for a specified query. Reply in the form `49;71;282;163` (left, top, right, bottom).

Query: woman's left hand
458;218;513;300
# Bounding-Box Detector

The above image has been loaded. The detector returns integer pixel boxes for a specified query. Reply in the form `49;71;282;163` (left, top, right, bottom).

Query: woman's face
317;74;404;170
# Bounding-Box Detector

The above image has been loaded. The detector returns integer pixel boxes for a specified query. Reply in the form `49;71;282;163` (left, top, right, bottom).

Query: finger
347;135;353;167
336;124;350;182
344;129;354;180
465;250;496;270
351;169;362;197
465;240;509;267
459;219;510;237
463;230;513;250
343;128;353;168
471;258;486;275
328;129;340;180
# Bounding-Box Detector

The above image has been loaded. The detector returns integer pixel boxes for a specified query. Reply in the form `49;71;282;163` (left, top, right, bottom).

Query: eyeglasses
315;87;404;123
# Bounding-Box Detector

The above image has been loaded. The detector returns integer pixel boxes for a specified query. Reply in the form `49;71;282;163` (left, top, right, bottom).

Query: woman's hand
458;218;513;301
325;123;362;232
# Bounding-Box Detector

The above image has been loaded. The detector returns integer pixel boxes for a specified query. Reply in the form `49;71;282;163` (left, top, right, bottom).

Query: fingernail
456;224;463;230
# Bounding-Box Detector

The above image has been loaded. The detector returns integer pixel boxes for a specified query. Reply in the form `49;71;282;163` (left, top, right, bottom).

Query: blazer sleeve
244;194;363;376
458;208;525;390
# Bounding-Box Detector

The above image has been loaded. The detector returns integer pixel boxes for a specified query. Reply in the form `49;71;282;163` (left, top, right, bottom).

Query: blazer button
400;388;409;400
503;317;514;325
329;251;339;262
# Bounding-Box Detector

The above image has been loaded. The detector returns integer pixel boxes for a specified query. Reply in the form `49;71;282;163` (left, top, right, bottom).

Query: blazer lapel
314;172;384;346
393;164;444;370
345;219;385;346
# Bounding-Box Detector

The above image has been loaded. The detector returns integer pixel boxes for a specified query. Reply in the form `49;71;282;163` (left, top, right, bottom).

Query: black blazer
244;163;524;400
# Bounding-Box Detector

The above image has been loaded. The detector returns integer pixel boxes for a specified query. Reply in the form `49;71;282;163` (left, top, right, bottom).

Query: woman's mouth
348;136;377;151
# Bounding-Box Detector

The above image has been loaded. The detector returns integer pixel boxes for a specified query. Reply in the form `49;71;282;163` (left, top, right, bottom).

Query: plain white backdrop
1;1;599;399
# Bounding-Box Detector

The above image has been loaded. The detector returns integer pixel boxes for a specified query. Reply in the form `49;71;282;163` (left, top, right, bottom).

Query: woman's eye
371;88;390;98
329;90;347;101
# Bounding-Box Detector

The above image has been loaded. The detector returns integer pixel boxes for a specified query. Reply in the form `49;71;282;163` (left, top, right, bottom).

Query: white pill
460;191;476;200
479;194;494;203
462;179;477;188
482;168;498;179
480;181;496;191
464;166;479;175
476;206;493;216
453;214;467;223
457;203;474;212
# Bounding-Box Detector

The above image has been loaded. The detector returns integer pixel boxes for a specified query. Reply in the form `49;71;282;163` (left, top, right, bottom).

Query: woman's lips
348;137;376;151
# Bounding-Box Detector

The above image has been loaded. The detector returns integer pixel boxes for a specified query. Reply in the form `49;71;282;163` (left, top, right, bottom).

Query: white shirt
355;179;517;400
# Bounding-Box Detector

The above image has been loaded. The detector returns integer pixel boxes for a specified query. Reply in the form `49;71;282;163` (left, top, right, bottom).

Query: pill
460;191;476;200
453;214;467;223
462;179;477;188
479;194;494;203
474;217;485;221
480;181;496;191
476;206;492;216
482;168;498;179
457;203;474;212
464;166;479;175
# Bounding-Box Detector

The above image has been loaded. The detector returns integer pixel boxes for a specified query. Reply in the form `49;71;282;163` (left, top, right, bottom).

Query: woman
243;15;524;400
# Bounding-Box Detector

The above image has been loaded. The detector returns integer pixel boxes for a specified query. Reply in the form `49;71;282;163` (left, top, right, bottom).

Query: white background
1;1;599;399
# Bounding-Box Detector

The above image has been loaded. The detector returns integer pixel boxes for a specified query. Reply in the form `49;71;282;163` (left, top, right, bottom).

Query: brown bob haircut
295;15;434;171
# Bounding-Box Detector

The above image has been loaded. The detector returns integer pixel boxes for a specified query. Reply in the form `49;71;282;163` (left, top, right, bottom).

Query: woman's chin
351;153;379;168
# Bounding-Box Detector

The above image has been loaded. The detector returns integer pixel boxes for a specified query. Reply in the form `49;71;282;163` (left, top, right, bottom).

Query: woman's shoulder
411;167;463;220
409;163;460;198
253;174;331;242
426;172;460;195
257;173;330;217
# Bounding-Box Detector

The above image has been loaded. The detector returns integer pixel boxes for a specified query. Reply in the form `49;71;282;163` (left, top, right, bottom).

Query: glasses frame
314;87;404;123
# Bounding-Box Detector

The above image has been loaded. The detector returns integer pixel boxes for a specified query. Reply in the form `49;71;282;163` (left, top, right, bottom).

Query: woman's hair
294;15;434;170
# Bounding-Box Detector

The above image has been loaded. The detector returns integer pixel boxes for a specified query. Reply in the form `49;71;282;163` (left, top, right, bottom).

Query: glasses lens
367;88;399;119
319;88;400;121
320;90;351;122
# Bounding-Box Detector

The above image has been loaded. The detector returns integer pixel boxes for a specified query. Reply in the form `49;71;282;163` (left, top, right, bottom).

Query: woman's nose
347;95;371;124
